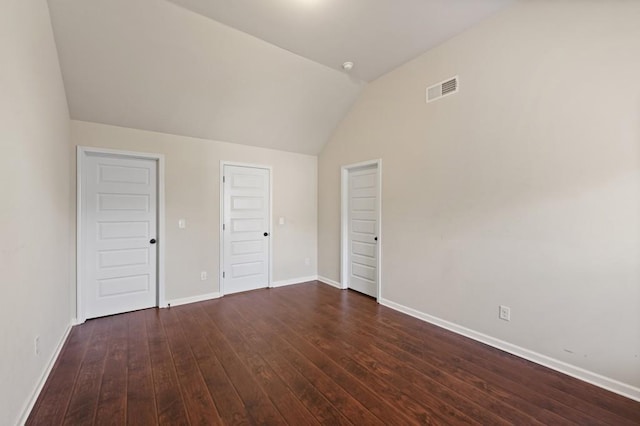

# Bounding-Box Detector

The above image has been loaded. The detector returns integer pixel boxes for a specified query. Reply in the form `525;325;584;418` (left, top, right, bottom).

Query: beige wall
71;120;317;305
0;1;71;423
319;0;640;392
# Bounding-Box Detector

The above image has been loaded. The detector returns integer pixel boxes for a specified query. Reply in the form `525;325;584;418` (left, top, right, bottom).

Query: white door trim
76;146;166;323
341;159;382;301
219;161;273;296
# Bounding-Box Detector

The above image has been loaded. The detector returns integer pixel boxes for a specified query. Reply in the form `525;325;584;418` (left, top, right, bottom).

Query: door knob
263;232;269;237
150;239;157;244
374;237;378;241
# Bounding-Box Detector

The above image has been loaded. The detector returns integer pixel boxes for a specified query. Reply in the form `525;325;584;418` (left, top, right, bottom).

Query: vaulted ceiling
47;0;513;154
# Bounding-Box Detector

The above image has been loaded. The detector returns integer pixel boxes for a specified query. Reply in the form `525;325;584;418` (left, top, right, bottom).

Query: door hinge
223;176;226;183
223;272;225;278
223;223;225;231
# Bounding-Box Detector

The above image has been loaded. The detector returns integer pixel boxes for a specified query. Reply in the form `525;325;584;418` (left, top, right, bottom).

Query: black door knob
263;232;269;237
150;239;157;244
374;237;378;241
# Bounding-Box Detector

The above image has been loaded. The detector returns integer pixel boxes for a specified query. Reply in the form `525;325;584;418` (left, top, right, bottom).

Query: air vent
426;76;459;103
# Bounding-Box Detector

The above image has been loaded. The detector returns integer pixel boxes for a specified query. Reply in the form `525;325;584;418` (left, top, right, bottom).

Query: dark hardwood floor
28;281;640;425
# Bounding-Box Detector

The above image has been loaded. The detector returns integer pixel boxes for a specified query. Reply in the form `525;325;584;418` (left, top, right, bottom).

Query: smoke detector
342;61;354;72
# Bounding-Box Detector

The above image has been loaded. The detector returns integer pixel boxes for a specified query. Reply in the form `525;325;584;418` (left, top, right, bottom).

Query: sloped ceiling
48;0;364;154
48;0;513;154
169;0;514;82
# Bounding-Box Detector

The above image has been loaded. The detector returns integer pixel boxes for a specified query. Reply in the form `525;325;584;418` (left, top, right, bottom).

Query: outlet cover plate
499;305;511;321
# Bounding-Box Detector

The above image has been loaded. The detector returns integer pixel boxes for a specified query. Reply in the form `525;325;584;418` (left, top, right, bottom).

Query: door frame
219;161;273;296
341;159;382;301
76;146;166;323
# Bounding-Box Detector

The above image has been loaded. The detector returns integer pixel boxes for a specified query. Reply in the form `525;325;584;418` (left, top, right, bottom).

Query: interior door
223;165;270;295
81;152;157;319
348;166;379;297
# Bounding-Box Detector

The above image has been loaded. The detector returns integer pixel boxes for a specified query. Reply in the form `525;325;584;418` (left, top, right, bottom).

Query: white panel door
82;153;157;319
348;166;378;297
223;165;270;295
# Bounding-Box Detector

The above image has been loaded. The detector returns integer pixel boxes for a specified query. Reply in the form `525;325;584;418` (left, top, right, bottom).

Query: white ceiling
47;0;513;154
169;0;514;82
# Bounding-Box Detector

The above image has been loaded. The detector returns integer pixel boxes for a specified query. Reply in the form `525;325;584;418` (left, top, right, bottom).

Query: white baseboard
18;322;73;425
379;298;640;402
271;275;318;288
165;292;221;308
317;275;344;289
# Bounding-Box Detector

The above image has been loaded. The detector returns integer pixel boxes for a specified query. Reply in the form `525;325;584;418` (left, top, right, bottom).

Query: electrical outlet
35;336;40;356
499;305;511;321
200;271;207;281
304;257;310;266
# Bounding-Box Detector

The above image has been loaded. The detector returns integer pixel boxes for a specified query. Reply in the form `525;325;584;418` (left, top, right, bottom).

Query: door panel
348;166;378;298
223;165;270;295
82;153;157;319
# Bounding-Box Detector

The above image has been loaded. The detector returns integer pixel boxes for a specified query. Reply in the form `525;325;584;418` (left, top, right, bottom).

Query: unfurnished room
2;0;640;424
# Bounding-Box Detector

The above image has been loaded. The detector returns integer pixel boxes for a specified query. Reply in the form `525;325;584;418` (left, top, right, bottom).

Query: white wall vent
426;76;459;103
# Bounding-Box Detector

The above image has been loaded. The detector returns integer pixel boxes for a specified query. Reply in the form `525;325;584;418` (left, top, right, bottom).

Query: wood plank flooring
27;282;640;425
